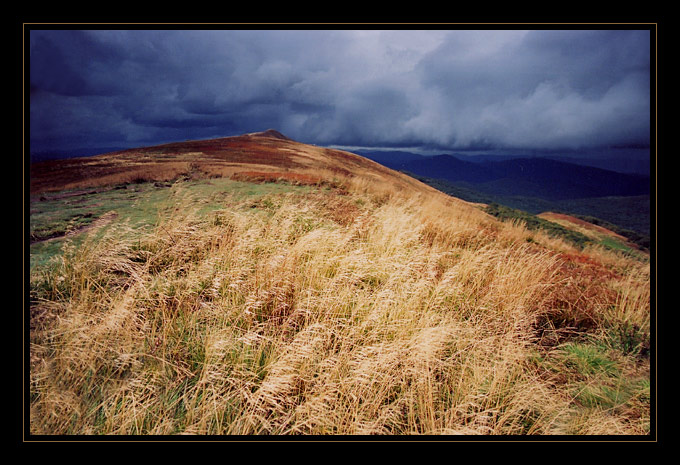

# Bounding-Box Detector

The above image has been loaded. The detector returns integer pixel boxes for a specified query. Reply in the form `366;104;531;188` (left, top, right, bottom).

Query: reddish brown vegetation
30;160;192;194
314;193;362;226
556;251;620;280
29;131;391;195
534;251;621;346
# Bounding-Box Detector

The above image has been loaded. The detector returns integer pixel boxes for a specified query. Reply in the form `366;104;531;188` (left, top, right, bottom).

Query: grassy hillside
28;133;651;436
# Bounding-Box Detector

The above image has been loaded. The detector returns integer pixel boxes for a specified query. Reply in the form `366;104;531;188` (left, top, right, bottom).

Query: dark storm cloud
411;30;650;149
30;30;128;97
29;29;650;154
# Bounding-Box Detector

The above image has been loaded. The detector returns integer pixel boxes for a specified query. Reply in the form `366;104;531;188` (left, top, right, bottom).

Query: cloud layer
29;29;651;153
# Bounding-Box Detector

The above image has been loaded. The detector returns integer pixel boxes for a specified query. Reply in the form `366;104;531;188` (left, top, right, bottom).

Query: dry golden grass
29;173;651;436
28;133;650;436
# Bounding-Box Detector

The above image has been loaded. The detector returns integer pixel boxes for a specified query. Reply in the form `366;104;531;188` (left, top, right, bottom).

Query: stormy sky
29;29;651;157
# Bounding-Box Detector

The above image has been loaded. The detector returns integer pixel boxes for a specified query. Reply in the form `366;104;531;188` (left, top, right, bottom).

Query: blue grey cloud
29;29;651;154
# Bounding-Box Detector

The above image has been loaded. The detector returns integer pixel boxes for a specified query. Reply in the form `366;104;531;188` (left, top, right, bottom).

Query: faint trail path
30;187;118;204
32;211;118;244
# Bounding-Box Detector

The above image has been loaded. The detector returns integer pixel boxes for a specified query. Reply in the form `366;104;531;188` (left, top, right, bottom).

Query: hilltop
30;130;434;198
28;131;650;436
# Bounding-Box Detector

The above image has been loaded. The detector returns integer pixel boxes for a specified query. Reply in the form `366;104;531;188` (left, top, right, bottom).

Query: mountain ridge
356;150;650;201
354;148;651;176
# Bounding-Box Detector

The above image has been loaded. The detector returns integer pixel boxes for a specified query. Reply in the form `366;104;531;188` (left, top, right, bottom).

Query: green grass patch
483;203;592;248
597;236;638;257
30;178;313;274
603;321;650;357
558;342;619;377
540;341;649;418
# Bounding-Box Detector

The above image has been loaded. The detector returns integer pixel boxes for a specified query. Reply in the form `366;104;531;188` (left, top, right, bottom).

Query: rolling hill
30;130;431;197
356;151;650;200
28;131;651;436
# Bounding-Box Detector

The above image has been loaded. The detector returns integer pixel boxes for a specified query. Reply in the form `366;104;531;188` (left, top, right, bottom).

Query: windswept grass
29;175;650;436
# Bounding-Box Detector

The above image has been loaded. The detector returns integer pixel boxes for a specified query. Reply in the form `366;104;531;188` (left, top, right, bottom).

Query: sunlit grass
29;175;650;436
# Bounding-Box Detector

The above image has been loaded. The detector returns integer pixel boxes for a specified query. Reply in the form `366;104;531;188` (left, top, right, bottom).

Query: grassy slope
537;212;646;255
30;179;313;269
28;137;651;436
